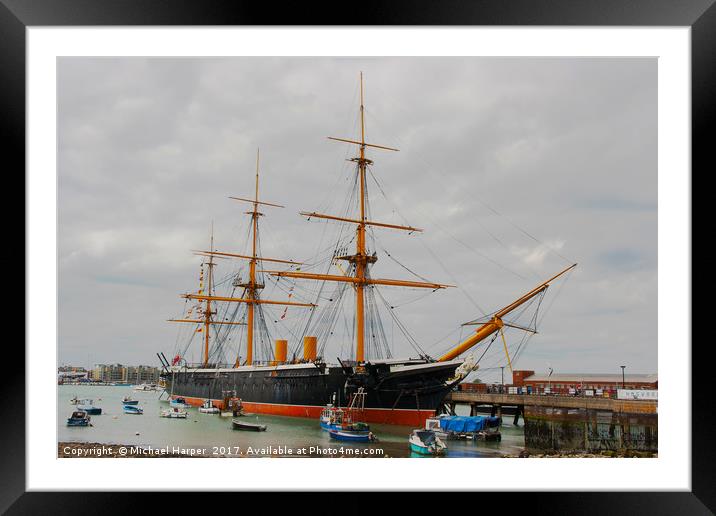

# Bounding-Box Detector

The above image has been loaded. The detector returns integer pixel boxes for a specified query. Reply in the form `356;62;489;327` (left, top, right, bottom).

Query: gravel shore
59;441;656;459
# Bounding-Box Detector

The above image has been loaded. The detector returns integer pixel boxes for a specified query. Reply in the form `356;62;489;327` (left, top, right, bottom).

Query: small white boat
160;407;188;419
70;395;80;405
198;399;219;414
134;383;162;392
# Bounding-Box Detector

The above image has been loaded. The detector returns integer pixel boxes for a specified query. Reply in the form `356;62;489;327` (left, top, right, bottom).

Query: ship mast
204;224;215;365
268;73;452;363
168;224;248;367
246;150;260;365
355;75;368;363
179;150;315;367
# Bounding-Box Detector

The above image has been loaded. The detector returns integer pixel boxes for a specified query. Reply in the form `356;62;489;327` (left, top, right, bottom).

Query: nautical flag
280;287;294;320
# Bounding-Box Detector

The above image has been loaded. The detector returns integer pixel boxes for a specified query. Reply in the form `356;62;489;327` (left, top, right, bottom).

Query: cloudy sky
57;57;656;381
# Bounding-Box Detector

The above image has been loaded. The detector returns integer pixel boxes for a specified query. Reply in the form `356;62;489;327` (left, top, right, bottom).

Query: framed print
4;0;711;512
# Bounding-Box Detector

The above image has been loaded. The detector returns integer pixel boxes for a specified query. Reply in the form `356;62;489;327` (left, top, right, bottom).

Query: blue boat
409;429;447;456
76;400;102;415
67;410;91;427
329;429;377;443
123;405;143;415
320;390;372;434
170;397;188;408
121;396;139;405
320;405;371;433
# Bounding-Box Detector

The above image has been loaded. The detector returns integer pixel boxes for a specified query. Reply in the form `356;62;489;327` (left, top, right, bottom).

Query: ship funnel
273;339;288;365
303;336;317;361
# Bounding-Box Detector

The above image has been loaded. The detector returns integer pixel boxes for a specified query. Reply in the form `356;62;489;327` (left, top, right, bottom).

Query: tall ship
159;74;575;426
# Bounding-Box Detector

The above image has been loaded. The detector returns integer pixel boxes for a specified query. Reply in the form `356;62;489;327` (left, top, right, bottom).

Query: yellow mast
436;263;577;362
203;224;215;366
355;73;367;362
246;150;260;365
269;72;451;363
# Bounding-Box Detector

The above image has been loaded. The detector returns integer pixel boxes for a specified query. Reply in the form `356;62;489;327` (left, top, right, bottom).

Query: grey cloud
58;57;657;380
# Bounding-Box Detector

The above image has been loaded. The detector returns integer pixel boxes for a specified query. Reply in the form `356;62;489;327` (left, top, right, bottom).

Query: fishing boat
123;405;144;415
198;399;219;414
217;391;244;417
329;429;377;443
159;74;577;426
121;396;139;406
67;410;91;427
409;429;447;456
319;389;371;433
76;400;102;415
232;419;267;432
319;405;345;431
160;407;188;419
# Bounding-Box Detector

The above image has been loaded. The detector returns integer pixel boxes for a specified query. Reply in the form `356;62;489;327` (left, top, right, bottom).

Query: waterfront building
125;365;160;384
92;363;127;383
458;370;657;396
512;370;657;394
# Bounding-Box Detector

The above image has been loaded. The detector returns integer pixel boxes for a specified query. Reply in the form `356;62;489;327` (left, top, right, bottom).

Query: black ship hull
162;358;463;426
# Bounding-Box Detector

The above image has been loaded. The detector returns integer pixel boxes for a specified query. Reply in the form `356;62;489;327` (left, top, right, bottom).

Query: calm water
58;385;525;458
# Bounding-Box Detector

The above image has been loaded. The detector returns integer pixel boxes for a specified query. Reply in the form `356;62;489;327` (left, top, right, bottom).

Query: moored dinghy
160;407;188;419
76;399;102;415
232;418;266;431
121;395;139;405
67;410;91;427
123;404;144;415
409;429;447;456
169;396;189;408
198;399;220;414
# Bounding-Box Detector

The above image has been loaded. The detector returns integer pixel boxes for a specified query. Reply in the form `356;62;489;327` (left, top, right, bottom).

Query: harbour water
58;385;525;458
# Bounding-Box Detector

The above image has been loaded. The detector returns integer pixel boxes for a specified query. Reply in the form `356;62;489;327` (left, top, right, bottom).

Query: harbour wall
444;392;658;453
523;406;658;452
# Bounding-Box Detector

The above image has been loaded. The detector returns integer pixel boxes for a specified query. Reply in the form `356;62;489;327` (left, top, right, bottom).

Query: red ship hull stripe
172;395;435;426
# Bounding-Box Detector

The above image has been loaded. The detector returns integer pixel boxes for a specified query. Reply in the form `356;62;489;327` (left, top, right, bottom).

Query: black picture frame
4;1;709;513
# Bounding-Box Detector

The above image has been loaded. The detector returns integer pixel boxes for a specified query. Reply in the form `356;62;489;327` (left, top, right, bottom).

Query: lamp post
501;366;505;387
547;367;553;395
620;365;626;389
